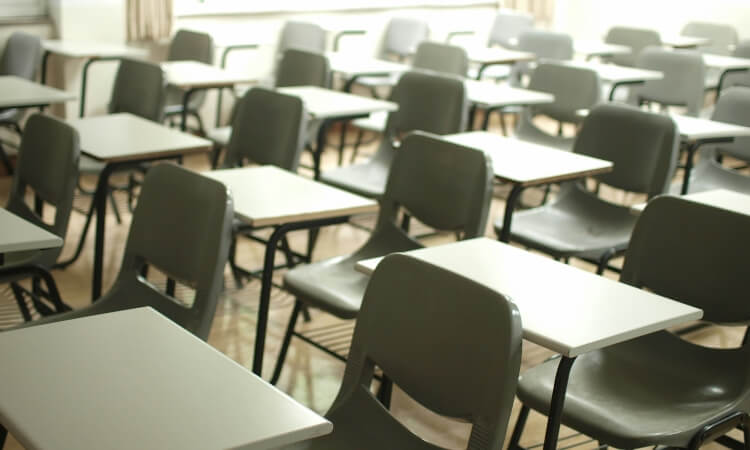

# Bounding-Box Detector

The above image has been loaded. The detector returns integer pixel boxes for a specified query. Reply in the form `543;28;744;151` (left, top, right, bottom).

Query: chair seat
284;225;420;319
206;126;232;147
287;386;443;450
682;159;750;194
351;111;387;133
517;331;749;449
497;187;636;258
320;159;390;198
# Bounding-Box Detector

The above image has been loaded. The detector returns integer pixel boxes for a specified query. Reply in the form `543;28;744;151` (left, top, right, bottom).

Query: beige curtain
503;0;555;27
127;0;173;41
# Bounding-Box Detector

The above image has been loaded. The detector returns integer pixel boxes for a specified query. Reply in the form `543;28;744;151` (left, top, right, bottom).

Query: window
0;0;46;18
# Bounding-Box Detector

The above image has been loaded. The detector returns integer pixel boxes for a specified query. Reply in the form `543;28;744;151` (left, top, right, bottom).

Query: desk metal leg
181;88;198;132
252;216;350;377
543;356;577;450
313;119;333;180
476;63;489;80
499;184;524;243
681;142;699;195
91;163;116;301
40;50;51;85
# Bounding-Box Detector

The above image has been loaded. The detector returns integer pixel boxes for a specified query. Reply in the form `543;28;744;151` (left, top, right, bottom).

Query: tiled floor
0;113;745;449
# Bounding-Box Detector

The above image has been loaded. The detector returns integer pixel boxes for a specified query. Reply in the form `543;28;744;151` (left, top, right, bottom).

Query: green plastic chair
271;131;493;384
321;70;467;198
283;253;522;450
497;102;679;274
163;29;214;134
12;164;234;341
604;26;661;67
509;195;750;450
0;114;79;320
682;21;738;56
683;87;750;194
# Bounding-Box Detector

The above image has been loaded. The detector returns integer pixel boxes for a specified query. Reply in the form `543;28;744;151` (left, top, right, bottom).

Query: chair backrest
6;114;80;267
734;40;750;59
573;103;679;197
377;17;429;60
275;48;330;88
168;29;214;64
622;195;750;325
327;253;522;449
525;62;601;123
0;32;42;79
633;46;706;117
707;87;750;161
604;26;661;67
109;58;167;122
373;71;467;165
412;41;468;77
517;29;573;61
681;21;738;56
377;131;493;239
487;9;534;48
223;87;306;171
103;164;234;340
278;21;327;56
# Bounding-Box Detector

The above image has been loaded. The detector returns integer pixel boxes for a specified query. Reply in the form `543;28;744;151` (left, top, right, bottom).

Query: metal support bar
681;137;735;195
608;80;644;102
498;184;525;243
216;44;260;127
716;68;749;100
333;30;366;52
543;355;577;450
79;56;122;117
180;87;199;132
252;215;351;377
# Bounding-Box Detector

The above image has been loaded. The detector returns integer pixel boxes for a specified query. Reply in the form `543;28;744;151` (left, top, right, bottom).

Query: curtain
127;0;173;41
503;0;555;27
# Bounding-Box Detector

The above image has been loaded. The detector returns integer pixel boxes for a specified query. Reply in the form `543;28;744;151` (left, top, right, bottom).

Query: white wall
553;0;750;40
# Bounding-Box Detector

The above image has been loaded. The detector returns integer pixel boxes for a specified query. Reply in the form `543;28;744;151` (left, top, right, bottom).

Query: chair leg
376;373;393;409
596;248;618;275
108;189;122;225
227;235;244;289
499;111;509;136
508;405;530;450
210;144;223;169
350;129;364;163
0;141;13;176
400;213;411;233
10;282;32;322
270;299;303;385
190;111;206;136
337;122;347;166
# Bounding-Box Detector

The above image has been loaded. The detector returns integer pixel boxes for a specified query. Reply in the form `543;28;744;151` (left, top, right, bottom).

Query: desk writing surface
444;131;612;185
278;86;397;119
0;307;332;450
702;54;750;71
41;40;147;58
662;35;711;48
465;47;536;65
562;60;663;83
356;238;702;357
162;61;257;89
631;189;750;215
67;113;212;162
205;165;378;227
0;208;62;254
574;40;631;58
0;76;76;109
671;114;750;141
326;52;409;78
465;81;554;108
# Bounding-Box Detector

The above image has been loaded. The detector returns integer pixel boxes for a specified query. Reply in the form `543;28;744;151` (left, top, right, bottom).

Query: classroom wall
554;0;750;40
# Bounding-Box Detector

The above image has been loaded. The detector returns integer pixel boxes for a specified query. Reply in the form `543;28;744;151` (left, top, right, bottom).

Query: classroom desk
0;208;62;263
0;307;332;450
40;40;146;117
671;114;750;194
662;35;711;49
355;237;702;450
465;80;555;130
326;52;410;91
574;40;632;60
67;113;212;300
443;131;613;242
631;189;750;216
464;46;536;79
161;61;258;132
204;165;378;377
702;54;750;96
561;60;663;100
277;86;398;178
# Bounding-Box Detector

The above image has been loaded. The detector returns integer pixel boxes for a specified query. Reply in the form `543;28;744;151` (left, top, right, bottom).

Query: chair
321;70;467;199
604;26;662;67
283;253;522;450
12;164;234;341
509;30;574;87
0;31;43;174
349;41;468;144
683;87;750;194
277;21;327;57
717;40;750;91
496;103;679;274
630;46;706;117
206;49;328;162
163;29;214;134
681;21;738;56
514;63;601;151
509;195;750;450
0;114;79;321
271;131;494;384
487;9;535;49
62;58;167;268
